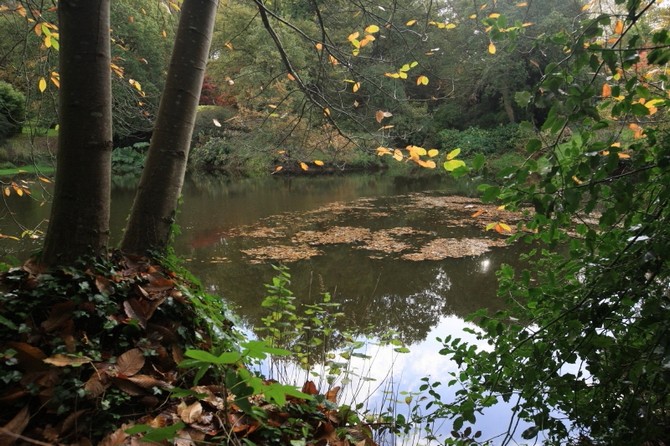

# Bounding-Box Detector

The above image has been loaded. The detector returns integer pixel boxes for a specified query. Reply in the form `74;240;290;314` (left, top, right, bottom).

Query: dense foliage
407;1;670;444
0;81;25;143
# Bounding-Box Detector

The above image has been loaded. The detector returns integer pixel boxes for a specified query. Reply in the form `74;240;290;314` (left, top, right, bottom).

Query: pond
0;172;534;444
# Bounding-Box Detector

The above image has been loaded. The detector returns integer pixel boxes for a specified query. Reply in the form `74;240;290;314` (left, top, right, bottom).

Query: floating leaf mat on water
195;193;525;264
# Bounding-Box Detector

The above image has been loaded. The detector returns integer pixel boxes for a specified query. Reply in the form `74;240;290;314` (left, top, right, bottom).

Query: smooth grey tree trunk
121;0;217;255
41;0;113;266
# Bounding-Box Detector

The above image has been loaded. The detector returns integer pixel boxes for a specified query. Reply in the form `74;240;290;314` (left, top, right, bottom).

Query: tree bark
121;0;217;255
41;0;113;266
501;86;516;124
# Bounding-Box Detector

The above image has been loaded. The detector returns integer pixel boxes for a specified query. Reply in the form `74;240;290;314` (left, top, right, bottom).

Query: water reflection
0;173;530;443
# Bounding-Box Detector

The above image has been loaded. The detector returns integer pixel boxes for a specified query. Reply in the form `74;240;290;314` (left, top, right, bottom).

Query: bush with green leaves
0;81;26;143
192;105;237;141
437;124;521;156
420;3;670;445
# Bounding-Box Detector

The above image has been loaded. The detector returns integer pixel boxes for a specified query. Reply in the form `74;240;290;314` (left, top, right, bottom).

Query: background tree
121;0;218;254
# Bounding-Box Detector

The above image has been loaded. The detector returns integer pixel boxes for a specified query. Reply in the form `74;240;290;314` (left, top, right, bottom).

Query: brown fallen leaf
0;406;29;445
43;354;92;367
177;401;203;424
116;348;145;376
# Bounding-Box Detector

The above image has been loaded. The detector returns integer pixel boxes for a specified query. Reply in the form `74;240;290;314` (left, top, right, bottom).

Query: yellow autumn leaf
353;82;361;92
274;165;283;172
38;77;47;93
323;107;331;116
572;175;583;185
376;146;392;156
488;42;496;54
416;75;429;86
365;24;380;33
314;160;325;166
406;19;417;26
328;55;339;65
489;13;501;18
161;29;167;38
300;162;309;171
617;152;631;159
496;222;512;233
347;32;360;42
446;23;457;29
315;42;323;51
427;149;439;158
469;14;477;19
446;148;461;160
3;187;10;197
287;73;296;81
129;78;142;91
393;149;404;162
516;2;528;6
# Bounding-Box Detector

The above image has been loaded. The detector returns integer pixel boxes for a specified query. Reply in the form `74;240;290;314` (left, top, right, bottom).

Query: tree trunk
501;86;516;124
121;0;217;255
41;0;113;266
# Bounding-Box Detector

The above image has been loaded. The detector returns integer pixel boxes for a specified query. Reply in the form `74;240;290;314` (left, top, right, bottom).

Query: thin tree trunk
41;0;113;266
501;86;516;124
121;0;217;255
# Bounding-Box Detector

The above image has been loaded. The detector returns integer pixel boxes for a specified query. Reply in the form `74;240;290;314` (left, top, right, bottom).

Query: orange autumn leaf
602;83;611;98
300;162;309;171
614;20;624;35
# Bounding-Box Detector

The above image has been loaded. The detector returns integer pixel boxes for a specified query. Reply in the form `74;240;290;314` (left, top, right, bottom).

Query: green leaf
184;349;242;364
443;159;466;172
515;90;533;107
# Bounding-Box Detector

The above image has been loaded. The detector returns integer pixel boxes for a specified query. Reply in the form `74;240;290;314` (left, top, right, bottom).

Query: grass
0;164;54;178
0;129;56;178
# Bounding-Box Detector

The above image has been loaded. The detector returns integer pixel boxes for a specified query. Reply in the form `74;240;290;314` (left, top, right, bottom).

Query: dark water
0;172;531;443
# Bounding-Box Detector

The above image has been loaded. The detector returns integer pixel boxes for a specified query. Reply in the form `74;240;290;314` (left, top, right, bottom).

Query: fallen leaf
43;354;92;367
178;401;203;424
0;406;29;445
116;348;145;376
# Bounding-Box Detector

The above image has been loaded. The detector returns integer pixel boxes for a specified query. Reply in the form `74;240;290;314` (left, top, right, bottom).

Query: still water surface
1;173;533;443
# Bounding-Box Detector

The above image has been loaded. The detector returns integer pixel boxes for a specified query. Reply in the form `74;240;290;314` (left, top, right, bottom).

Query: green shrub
0;81;26;143
192;105;237;140
190;137;257;174
111;143;148;181
437;124;522;156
